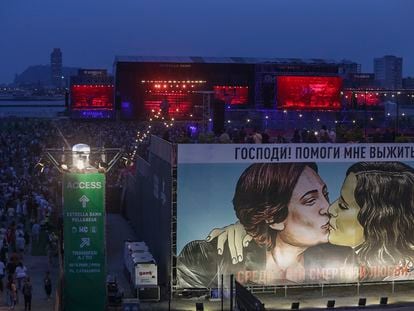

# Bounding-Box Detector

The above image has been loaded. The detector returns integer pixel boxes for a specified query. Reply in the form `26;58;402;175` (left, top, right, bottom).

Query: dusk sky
1;0;413;83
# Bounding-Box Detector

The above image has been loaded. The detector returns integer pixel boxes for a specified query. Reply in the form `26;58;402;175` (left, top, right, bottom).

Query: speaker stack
212;99;225;135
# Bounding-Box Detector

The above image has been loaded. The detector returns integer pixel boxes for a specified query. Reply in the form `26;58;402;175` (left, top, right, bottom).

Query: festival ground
103;214;414;311
0;253;58;310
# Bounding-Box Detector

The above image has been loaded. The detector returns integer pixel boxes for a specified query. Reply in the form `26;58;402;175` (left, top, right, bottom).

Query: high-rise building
403;77;414;89
338;60;361;79
51;48;63;88
374;55;402;89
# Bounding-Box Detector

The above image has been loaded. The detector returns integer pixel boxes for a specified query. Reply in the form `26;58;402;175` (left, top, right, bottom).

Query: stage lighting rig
42;144;124;174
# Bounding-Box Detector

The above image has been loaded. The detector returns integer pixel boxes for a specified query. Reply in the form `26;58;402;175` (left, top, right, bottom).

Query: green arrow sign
63;173;106;311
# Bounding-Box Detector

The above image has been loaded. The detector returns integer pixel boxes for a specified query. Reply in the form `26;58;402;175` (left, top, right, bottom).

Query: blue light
189;125;197;135
121;102;131;109
80;110;111;119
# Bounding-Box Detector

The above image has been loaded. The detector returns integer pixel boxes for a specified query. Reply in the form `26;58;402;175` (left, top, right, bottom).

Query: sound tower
212;99;225;135
262;84;275;108
65;90;69;108
115;94;122;111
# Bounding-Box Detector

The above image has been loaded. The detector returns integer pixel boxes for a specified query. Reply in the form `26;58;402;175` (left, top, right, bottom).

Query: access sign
63;173;106;311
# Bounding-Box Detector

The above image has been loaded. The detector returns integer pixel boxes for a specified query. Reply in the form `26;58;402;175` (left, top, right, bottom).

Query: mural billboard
177;143;414;288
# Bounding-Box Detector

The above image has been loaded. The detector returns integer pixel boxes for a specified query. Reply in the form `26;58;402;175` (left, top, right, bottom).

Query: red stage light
343;91;381;107
144;93;192;119
277;76;342;110
70;85;114;110
213;86;248;105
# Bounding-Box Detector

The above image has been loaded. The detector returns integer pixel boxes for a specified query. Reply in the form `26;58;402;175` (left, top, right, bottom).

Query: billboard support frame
171;158;178;296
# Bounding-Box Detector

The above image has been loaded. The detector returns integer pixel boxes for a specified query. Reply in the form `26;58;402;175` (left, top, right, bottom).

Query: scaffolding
194;91;214;133
171;157;178;295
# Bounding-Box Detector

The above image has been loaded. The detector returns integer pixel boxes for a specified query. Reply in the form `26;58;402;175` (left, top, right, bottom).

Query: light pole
364;91;367;141
395;92;399;141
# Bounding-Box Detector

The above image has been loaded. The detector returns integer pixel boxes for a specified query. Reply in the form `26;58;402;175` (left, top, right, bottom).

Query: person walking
0;258;5;293
5;275;12;307
43;271;52;300
31;222;40;245
15;262;27;291
22;277;32;311
9;278;17;309
15;233;25;256
46;232;58;268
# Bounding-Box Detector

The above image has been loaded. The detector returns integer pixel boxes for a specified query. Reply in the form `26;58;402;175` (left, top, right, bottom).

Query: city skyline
1;0;414;84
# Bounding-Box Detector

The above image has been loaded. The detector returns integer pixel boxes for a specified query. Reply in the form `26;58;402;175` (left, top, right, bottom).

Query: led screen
343;91;382;109
177;143;414;288
277;76;342;110
71;85;114;110
214;86;248;105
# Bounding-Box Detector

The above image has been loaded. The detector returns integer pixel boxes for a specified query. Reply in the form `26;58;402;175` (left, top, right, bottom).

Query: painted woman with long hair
216;161;414;282
177;163;354;288
329;161;414;280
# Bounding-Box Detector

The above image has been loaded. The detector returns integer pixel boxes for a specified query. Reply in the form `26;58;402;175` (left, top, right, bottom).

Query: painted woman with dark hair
329;161;414;281
217;161;414;282
177;163;355;288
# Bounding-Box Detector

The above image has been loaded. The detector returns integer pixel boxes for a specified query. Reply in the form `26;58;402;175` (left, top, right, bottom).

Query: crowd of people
156;120;407;145
0;119;61;309
0;115;410;307
0;117;153;309
0;117;169;308
217;124;408;144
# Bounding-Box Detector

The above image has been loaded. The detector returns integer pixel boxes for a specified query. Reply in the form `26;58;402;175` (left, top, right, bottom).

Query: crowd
0;118;146;309
162;124;401;145
0;115;409;308
0;118;134;308
0;119;61;309
150;117;408;145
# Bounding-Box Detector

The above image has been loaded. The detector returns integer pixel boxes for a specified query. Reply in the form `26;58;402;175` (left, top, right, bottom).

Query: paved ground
255;281;414;310
138;296;414;311
136;283;414;311
8;214;414;310
0;252;58;311
106;213;138;298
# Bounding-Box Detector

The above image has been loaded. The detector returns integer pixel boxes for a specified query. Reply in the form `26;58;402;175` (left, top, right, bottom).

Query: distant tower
51;48;63;88
338;60;361;79
374;55;402;89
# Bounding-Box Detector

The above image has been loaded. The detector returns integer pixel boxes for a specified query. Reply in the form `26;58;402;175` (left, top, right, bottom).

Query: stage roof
114;55;345;65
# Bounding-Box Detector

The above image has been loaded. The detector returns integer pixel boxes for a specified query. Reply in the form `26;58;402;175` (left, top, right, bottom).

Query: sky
1;0;413;84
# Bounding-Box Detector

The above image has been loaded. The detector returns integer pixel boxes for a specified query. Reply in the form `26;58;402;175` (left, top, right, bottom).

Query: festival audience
0;116;408;308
